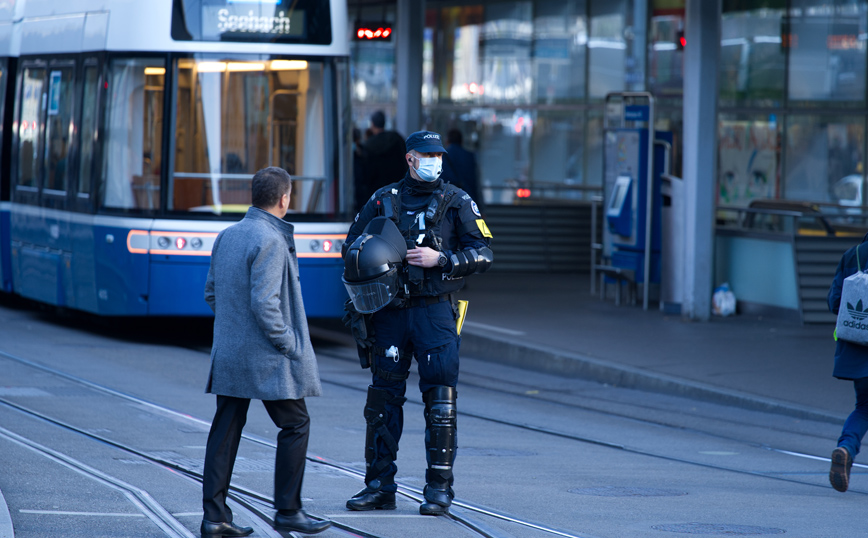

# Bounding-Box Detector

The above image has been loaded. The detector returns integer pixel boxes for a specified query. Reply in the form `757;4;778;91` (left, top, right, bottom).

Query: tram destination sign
173;0;332;44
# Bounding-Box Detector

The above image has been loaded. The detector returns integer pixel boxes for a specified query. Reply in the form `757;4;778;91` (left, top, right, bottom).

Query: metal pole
643;95;655;311
590;197;597;294
396;0;424;136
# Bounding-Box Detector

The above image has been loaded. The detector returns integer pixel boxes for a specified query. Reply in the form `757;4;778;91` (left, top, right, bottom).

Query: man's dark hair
371;110;386;129
252;167;291;209
447;129;463;146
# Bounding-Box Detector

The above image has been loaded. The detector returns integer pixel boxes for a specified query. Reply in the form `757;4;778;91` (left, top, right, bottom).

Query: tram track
0;349;593;538
0;339;857;538
316;344;846;465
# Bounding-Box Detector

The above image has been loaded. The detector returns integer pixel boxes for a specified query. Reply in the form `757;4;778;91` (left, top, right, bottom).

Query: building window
784;115;863;204
787;0;867;105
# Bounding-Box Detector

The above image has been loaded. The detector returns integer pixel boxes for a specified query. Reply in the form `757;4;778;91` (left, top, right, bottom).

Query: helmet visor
343;268;399;314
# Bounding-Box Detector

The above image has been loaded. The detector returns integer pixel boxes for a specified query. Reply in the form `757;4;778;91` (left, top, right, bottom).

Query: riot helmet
342;217;407;313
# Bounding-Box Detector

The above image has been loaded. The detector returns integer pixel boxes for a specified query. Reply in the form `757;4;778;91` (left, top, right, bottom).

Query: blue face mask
415;156;442;182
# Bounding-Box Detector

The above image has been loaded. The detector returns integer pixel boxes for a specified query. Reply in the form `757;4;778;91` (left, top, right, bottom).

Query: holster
342;299;375;369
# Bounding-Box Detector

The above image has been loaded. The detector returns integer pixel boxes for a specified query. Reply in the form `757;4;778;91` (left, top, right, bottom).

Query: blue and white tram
0;0;352;317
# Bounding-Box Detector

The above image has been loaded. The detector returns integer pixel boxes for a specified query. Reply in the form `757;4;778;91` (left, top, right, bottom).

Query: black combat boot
346;479;397;511
419;484;454;516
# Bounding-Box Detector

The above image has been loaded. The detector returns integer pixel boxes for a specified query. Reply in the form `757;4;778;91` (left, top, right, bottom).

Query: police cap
405;131;447;154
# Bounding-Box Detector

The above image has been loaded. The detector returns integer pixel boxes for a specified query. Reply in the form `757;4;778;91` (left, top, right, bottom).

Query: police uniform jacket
205;207;323;400
346;172;491;298
829;232;868;380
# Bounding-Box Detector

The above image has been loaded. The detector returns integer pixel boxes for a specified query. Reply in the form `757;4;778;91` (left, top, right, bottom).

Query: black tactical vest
375;183;466;297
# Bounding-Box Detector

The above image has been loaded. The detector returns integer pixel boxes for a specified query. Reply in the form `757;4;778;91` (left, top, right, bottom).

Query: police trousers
368;299;460;491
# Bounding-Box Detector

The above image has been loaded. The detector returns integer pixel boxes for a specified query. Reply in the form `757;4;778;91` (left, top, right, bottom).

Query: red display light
323;240;333;252
175;237;187;250
355;24;393;41
679;35;686;48
516;188;531;198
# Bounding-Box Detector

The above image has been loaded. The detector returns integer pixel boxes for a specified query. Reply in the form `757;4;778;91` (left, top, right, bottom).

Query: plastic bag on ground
712;283;736;317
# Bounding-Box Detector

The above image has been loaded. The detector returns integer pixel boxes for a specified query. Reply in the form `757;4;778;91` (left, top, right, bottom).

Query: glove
342;299;375;349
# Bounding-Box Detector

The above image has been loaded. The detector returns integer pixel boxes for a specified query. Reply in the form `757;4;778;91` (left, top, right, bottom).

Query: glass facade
719;0;868;208
348;0;868;209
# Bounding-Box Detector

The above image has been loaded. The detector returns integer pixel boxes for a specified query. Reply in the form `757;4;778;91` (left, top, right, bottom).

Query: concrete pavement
456;272;847;423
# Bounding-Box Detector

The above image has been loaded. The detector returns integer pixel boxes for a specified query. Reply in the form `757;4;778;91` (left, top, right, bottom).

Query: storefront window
428;6;484;104
589;0;638;99
350;6;397;129
648;1;684;101
530;110;585;193
787;0;867;105
718;114;781;207
533;0;587;103
719;2;786;107
480;108;533;201
783;115;864;204
481;2;533;105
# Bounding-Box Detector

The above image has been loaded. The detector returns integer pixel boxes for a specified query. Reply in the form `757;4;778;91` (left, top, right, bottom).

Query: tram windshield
172;57;329;215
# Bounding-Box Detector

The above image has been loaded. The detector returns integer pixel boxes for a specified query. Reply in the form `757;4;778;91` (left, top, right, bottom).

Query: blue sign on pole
624;105;650;122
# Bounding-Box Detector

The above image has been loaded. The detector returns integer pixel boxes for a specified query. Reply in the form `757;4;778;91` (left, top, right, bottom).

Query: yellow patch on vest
475;219;493;238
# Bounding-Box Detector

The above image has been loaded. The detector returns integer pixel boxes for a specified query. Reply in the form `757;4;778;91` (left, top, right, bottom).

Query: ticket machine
601;93;671;309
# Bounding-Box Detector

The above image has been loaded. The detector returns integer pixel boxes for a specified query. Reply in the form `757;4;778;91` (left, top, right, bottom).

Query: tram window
171;58;327;214
17;67;46;189
101;58;165;211
78;65;100;197
43;66;75;194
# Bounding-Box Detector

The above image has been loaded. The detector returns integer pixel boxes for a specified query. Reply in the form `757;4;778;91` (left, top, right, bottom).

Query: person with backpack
341;130;493;515
828;232;868;492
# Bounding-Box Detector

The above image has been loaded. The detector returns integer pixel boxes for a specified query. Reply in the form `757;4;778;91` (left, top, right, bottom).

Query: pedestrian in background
828;232;868;493
201;167;331;537
358;110;407;205
441;128;481;210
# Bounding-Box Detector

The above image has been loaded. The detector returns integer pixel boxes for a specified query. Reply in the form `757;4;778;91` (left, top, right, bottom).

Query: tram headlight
157;236;170;249
190;237;203;250
309;240;321;251
176;237;187;250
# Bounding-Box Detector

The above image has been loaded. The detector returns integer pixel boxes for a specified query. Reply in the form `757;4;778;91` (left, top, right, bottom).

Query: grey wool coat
204;207;322;400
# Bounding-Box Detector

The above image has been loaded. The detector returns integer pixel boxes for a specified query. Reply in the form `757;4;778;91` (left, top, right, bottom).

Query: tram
0;0;352;317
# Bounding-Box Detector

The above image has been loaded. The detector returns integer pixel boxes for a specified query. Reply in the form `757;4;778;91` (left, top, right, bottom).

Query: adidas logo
848;300;868;321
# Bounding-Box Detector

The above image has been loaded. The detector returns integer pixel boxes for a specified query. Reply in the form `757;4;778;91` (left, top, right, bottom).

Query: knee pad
423;386;457;472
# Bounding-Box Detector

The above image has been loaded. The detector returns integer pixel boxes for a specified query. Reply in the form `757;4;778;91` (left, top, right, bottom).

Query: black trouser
202;395;310;522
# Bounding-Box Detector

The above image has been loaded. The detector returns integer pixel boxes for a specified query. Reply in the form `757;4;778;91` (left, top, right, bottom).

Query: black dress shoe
419;484;454;516
200;519;253;538
346;486;396;511
273;510;331;535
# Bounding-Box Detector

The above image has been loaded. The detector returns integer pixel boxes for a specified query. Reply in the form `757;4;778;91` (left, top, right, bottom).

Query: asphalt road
0;298;857;538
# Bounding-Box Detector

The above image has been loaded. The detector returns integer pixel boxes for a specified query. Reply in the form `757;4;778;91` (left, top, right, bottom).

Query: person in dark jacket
342;130;493;516
440;129;481;208
828;231;868;493
357;111;407;209
201;167;330;537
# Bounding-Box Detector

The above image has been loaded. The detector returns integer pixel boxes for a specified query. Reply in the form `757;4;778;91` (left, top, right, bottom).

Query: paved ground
0;272;860;538
453;273;847;421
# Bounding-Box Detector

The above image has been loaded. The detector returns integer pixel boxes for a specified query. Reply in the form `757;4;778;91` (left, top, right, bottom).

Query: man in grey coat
201;167;330;537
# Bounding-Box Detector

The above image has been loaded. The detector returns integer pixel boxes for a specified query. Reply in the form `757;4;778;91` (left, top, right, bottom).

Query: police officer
342;130;493;516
